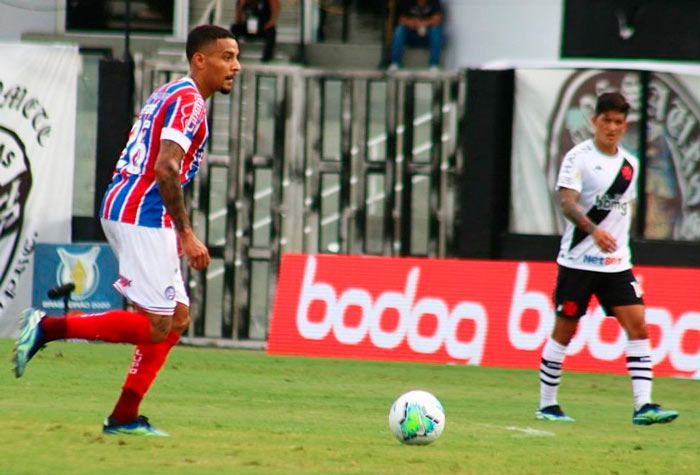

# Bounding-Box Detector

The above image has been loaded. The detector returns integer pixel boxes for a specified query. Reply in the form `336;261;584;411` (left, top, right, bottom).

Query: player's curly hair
186;25;235;62
595;92;630;117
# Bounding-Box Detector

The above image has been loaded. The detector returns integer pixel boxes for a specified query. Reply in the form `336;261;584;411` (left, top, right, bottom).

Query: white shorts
101;219;189;315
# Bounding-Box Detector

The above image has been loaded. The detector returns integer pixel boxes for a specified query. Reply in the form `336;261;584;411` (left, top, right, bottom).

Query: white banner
0;43;80;336
510;66;700;241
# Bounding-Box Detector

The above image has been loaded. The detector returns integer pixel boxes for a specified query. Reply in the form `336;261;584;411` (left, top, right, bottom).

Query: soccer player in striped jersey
536;92;678;425
13;25;241;436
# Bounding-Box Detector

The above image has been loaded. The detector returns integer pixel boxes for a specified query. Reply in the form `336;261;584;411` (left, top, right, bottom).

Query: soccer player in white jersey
13;25;240;436
536;92;679;425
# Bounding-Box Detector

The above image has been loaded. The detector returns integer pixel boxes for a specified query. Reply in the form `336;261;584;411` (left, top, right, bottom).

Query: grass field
1;339;699;475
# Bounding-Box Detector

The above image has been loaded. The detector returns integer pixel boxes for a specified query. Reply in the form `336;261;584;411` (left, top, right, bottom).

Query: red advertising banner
268;254;700;378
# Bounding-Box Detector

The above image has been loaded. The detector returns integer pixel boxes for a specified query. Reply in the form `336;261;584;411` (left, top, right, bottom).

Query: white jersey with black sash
556;139;639;273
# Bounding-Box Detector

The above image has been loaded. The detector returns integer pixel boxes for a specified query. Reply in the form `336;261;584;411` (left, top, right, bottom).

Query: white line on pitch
475;423;555;437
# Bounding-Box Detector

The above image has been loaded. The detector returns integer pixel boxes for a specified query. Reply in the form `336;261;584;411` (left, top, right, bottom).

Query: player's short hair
595;92;630;117
186;25;235;62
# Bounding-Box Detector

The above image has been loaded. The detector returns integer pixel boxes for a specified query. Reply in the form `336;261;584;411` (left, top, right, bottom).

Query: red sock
43;310;152;344
40;316;68;341
110;330;181;423
109;389;142;425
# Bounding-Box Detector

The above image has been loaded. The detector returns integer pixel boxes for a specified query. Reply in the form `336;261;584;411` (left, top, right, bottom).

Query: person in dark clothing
230;0;280;62
389;0;443;69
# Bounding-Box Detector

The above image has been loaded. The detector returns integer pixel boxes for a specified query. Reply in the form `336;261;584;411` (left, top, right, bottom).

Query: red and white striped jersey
100;76;208;228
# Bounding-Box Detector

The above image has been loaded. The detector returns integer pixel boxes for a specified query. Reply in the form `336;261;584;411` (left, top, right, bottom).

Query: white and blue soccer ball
388;390;445;445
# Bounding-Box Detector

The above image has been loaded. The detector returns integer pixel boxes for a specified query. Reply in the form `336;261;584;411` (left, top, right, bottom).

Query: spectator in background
389;0;443;70
231;0;280;62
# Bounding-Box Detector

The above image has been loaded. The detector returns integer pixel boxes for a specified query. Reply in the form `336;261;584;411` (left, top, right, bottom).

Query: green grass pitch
1;339;699;474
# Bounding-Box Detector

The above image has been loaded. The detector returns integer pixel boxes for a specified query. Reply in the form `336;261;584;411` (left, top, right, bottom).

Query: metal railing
140;60;466;342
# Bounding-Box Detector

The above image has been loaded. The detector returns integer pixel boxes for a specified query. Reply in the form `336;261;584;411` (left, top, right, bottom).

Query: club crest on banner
547;69;700;239
0;126;32;292
0;44;78;335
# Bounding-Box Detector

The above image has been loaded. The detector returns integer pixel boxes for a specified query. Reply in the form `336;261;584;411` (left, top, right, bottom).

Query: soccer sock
40;310;152;344
626;339;653;411
109;389;142;425
110;330;181;424
39;316;67;342
539;337;567;409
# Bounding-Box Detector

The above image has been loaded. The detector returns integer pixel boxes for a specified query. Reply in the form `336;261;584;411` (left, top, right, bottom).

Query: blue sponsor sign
33;243;123;313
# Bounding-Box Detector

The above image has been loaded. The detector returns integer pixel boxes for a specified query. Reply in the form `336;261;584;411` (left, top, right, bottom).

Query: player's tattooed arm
154;139;191;233
558;187;596;233
154;139;211;270
558;187;618;253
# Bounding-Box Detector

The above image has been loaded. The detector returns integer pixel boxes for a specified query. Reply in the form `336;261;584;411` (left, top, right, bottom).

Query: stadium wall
444;0;562;68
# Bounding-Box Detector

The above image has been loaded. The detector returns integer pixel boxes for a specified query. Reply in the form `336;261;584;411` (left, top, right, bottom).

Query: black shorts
554;265;644;319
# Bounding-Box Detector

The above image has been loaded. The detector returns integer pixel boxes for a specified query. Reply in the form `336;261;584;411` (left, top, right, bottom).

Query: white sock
627;339;652;411
539;338;567;409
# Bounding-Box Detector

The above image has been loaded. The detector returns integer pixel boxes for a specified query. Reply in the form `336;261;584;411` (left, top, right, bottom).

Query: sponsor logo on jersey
117;275;132;288
582;255;623;266
181;97;205;135
594;193;628;215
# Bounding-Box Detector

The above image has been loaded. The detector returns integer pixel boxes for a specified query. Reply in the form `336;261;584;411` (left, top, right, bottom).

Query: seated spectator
230;0;280;62
389;0;444;70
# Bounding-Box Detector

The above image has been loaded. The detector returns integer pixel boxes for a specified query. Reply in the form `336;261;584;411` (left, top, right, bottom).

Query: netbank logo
295;256;488;363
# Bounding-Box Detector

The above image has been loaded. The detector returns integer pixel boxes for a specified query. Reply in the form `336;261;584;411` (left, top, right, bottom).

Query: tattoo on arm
154;140;191;233
559;188;596;234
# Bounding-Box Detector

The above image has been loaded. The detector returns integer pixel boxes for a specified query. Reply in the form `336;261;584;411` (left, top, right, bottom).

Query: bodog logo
547;69;700;240
0;126;32;290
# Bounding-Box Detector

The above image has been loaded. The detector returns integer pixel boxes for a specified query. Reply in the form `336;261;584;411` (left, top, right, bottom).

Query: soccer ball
388;390;445;445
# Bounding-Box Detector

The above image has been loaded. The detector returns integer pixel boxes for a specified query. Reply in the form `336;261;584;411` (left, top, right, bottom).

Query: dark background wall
562;0;700;61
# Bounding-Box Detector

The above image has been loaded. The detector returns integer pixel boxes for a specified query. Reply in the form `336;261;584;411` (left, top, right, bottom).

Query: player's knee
626;321;648;340
552;317;578;345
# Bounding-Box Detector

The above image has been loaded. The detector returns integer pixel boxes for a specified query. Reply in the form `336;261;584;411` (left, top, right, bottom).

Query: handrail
197;0;224;26
143;58;465;80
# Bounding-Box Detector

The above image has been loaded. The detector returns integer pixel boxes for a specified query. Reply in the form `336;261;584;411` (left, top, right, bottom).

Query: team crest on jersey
164;285;176;301
621;164;633;181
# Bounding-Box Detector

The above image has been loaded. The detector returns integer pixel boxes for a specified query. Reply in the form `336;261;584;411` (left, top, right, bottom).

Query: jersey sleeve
628;155;639;201
160;91;206;153
556;150;583;192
